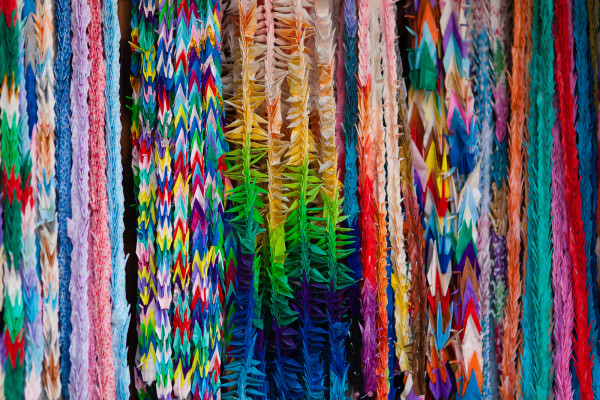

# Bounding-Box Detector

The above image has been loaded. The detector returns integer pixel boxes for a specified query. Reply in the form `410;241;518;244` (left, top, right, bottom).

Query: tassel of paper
469;0;495;396
1;0;25;396
554;0;594;396
572;0;600;395
103;0;130;396
340;0;364;393
134;0;158;394
441;1;483;398
34;0;61;397
550;92;574;400
262;2;299;398
55;0;72;395
171;0;191;396
67;0;91;396
202;1;226;397
313;1;353;398
87;0;116;396
499;0;530;397
521;0;555;398
355;0;377;394
381;0;410;382
22;0;43;396
222;1;266;397
154;0;173;397
489;0;509;375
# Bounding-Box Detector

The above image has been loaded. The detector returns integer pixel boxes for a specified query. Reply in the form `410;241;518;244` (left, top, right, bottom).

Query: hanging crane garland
8;0;600;398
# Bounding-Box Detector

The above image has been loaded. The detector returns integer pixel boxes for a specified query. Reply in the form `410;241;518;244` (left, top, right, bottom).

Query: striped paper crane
171;0;192;396
34;0;61;396
1;0;25;396
261;1;300;398
313;0;353;398
103;0;131;396
554;0;594;397
521;0;554;398
155;0;174;396
22;0;43;396
500;0;530;397
134;0;159;395
441;0;482;398
68;0;92;396
223;0;267;397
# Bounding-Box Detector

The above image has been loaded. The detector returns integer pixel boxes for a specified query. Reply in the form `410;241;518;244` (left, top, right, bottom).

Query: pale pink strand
87;0;116;396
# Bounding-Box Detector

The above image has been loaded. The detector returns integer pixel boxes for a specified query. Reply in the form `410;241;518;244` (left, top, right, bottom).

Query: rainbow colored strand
154;0;174;398
171;0;191;398
134;0;158;395
103;0;131;396
68;0;91;396
223;1;266;398
356;0;377;393
35;0;61;397
1;0;25;396
22;0;43;395
202;0;226;397
313;0;353;398
55;0;73;394
262;2;299;398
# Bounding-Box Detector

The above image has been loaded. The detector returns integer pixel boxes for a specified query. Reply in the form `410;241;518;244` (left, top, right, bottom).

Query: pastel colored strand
102;0;131;397
34;0;61;397
22;0;43;396
67;0;91;396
